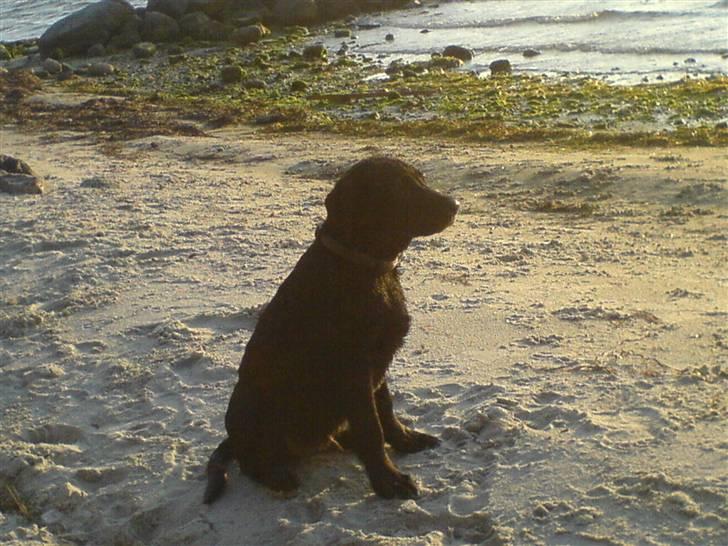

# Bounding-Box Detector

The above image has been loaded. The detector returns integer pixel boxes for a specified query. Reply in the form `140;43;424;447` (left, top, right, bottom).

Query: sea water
2;0;726;84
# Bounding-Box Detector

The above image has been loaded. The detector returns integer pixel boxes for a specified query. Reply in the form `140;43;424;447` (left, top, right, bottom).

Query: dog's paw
389;429;440;453
369;466;419;499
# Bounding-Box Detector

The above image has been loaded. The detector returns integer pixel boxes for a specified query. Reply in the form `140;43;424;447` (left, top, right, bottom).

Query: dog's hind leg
203;437;234;504
375;381;440;453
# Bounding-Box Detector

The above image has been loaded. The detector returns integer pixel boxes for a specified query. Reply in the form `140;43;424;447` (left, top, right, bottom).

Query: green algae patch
3;31;727;147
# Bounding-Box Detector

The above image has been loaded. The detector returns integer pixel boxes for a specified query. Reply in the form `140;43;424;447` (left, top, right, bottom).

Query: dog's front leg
344;373;419;499
375;381;440;453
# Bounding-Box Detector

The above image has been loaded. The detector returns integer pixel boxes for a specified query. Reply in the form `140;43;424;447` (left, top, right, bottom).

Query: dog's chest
364;275;411;353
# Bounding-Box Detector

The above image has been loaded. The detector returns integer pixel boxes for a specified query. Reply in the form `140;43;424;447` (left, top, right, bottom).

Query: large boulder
107;15;142;49
318;0;360;20
142;11;180;42
187;0;229;18
273;0;319;26
147;0;189;20
179;12;228;41
39;0;136;57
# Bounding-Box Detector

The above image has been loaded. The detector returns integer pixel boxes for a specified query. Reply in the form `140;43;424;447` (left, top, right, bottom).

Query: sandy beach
1;120;726;545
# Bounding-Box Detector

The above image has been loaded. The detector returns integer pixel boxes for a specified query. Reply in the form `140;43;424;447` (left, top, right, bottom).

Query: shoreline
2;22;727;149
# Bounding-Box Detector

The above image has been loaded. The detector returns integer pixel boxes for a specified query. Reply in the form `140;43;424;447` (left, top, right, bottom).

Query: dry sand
0;123;726;545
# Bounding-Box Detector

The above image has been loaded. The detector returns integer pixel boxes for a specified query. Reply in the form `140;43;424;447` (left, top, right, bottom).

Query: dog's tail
203;438;233;504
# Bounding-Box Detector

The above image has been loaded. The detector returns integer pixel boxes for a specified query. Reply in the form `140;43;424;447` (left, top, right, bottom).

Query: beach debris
39;0;136;57
489;58;512;75
0;155;44;195
522;48;541;58
443;45;474;62
142;10;180;43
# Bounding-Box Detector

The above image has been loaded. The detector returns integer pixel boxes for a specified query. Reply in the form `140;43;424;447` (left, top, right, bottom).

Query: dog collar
316;226;399;275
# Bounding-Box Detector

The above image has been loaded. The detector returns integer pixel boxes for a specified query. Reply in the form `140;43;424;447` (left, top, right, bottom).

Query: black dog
204;157;458;503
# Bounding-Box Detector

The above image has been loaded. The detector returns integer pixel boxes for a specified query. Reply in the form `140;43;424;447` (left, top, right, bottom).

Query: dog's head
323;157;458;260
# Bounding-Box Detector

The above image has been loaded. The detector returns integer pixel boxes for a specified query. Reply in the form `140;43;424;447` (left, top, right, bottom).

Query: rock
0;155;35;176
334;28;351;38
87;43;106;57
684;57;697;64
243;78;266;89
132;41;157;58
178;11;224;41
142;11;180;42
303;43;326;60
221;64;243;83
80;176;116;188
42;58;63;74
147;0;189;20
0;44;11;60
522;48;540;58
0;173;44;195
715;120;728;129
88;62;115;76
318;0;359;21
187;0;228;18
39;0;136;57
442;45;473;62
0;155;43;195
489;58;512;75
231;24;268;46
290;79;307;92
274;0;319;26
107;15;142;50
385;33;394;41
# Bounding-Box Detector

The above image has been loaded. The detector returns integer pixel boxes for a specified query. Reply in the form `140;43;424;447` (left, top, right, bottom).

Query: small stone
420;29;430;34
385;33;395;41
489;59;512;75
243;78;266;89
290;79;308;92
221;64;243;84
334;28;351;38
522;48;541;58
42;58;63;75
684;57;697;64
0;173;44;195
442;45;473;62
87;43;105;57
303;43;326;60
132;42;157;59
231;24;269;46
88;62;115;77
715;120;728;129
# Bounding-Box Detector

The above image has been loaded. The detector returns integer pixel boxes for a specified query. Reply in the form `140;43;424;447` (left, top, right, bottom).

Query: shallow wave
381;43;727;56
393;9;715;30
